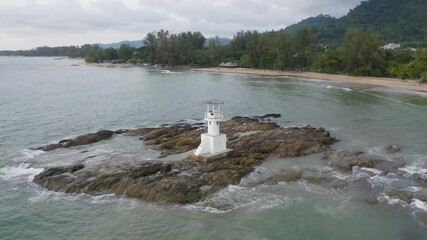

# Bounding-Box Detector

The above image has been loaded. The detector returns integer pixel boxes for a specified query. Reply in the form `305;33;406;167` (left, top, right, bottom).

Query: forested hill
284;14;335;36
285;0;427;44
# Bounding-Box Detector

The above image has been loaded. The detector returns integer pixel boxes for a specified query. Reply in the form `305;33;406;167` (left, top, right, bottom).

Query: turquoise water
1;57;427;239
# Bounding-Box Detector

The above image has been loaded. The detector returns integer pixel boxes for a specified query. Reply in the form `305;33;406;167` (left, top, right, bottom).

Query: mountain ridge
284;0;427;44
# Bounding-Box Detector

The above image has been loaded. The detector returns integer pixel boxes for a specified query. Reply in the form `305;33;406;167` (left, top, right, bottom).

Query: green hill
284;14;335;35
285;0;427;44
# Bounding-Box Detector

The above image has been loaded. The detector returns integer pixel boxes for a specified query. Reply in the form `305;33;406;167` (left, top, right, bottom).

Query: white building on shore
383;43;401;50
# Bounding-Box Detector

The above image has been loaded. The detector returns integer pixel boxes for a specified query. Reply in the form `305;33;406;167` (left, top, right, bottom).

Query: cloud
0;0;363;50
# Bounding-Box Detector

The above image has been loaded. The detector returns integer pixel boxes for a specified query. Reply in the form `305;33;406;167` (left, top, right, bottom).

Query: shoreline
193;67;427;93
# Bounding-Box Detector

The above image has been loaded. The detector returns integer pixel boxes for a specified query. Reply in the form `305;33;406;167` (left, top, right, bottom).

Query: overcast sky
0;0;363;50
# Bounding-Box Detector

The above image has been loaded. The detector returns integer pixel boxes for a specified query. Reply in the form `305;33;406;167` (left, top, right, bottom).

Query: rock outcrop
322;150;381;172
37;130;114;151
33;117;336;203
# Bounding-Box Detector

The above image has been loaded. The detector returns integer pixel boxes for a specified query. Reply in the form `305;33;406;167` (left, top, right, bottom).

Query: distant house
218;62;239;68
383;43;401;50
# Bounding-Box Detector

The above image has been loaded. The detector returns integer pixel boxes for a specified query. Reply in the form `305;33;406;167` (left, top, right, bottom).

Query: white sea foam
360;167;383;175
299;181;330;195
410;199;427;212
368;175;393;189
377;193;404;205
13;149;45;162
398;166;427;177
406;186;423;192
239;167;279;187
351;166;375;181
28;189;80;203
187;184;290;213
0;163;44;181
160;70;175;74
326;85;353;92
28;189;139;209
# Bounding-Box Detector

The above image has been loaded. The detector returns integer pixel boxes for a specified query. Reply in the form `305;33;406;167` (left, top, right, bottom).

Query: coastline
193;67;427;93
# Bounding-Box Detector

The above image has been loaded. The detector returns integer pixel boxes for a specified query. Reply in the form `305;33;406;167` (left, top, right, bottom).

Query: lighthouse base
194;133;227;156
188;148;233;163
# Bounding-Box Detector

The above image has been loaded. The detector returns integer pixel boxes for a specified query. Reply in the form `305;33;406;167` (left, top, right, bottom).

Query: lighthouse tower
194;99;227;156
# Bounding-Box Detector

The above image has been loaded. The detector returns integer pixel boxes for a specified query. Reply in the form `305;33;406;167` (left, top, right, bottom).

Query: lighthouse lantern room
194;99;227;156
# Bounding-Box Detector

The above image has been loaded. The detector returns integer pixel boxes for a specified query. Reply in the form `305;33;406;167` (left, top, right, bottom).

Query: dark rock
130;163;163;178
68;130;114;146
323;150;384;172
34;163;85;180
279;169;303;182
364;196;380;205
302;172;348;189
34;160;252;204
259;168;302;185
386;189;413;204
114;129;129;134
71;164;85;172
415;188;427;202
385;145;400;154
160;163;172;173
38;130;114;151
375;158;406;174
39;143;63;152
257;113;281;119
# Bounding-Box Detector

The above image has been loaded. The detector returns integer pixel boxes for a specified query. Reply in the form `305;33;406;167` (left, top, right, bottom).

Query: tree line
0;45;97;58
1;27;426;82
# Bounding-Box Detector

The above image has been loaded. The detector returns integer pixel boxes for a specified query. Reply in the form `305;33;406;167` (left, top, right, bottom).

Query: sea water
1;57;427;239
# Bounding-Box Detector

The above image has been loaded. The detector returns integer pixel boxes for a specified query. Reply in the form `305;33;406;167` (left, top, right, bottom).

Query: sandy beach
193;67;427;93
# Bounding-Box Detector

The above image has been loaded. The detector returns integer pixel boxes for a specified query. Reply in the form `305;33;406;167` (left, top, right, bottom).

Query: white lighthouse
194;99;228;157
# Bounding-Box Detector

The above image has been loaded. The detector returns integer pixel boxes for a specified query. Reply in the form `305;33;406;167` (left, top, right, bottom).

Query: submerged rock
375;158;406;174
322;150;384;172
38;130;114;151
33;116;335;203
415;212;427;226
385;145;400;154
301;167;348;189
386;189;413;204
258;168;303;185
415;188;427;202
364;196;380;205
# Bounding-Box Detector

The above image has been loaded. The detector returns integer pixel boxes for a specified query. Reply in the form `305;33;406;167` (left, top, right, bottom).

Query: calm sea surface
1;57;427;239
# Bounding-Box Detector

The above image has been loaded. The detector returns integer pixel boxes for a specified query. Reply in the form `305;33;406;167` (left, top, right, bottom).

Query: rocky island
32;115;427;224
33;115;336;203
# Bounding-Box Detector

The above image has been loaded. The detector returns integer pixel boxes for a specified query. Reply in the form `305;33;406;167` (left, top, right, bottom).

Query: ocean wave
0;163;44;181
326;85;353;92
186;184;292;213
368;175;394;189
410;199;427;212
13;149;45;162
377;193;403;205
372;87;427;98
406;186;423;192
360;167;383;176
298;181;331;195
28;189;139;209
160;70;179;74
398;166;427;177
